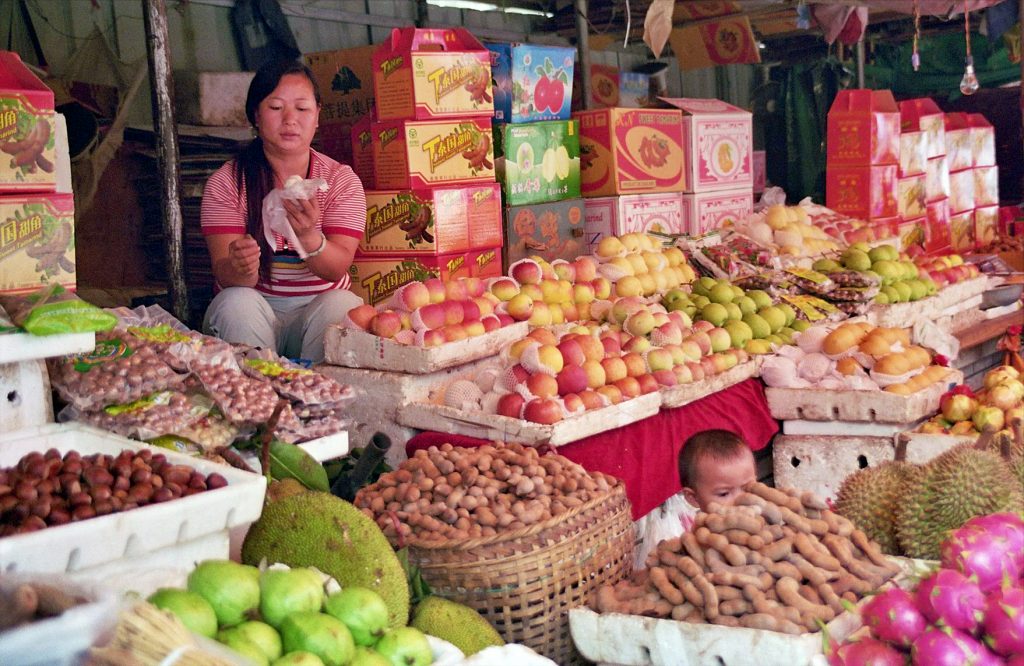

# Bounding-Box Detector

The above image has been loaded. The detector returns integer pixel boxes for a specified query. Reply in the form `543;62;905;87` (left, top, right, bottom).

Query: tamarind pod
693;513;708;529
596;585;619;612
778;506;813;533
713;585;743;601
721;529;750;546
766;560;803;582
0;584;38;629
850;529;898;573
658;536;682;553
775;576;835;623
704;547;727;574
671;603;696;621
35;153;53;173
615;581;648;602
744;482;803;513
735;493;783;524
798;584;822;605
648;567;684;606
680;531;706;569
32;583;80;617
631;598;673;618
821;534;884;587
806;519;829;537
742;583;765;604
739;613;804;635
675;555;703;580
693;575;718;620
841;591;858;604
645;551;661;570
821;510;855;537
760;537;793;562
785;553;838;586
711;614;741;627
707;512;765;535
719;599;752;616
747;535;765;551
658;548;683;569
684;609;706;623
799;612;823;633
694;525;712;545
709;571;766;591
816;582;846;615
793;533;842;571
678;579;704;608
829;573;873;596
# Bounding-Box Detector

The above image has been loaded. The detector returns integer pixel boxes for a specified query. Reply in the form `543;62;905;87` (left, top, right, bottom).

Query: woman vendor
200;59;365;362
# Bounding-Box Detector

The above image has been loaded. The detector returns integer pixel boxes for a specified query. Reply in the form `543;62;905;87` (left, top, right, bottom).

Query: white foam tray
0;423;266;576
0;331;95;365
660;359;761;409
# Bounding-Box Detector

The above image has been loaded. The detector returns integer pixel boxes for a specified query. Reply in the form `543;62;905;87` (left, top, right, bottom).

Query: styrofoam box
0;423;266;576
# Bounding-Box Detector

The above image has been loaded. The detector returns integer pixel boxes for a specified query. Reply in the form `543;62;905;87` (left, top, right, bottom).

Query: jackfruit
834;461;916;555
894;444;1024;559
410;596;504;656
241;492;410;629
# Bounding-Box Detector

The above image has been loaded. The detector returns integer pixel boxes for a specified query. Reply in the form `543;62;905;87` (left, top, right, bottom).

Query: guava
220;621;283;661
220;634;270;666
279;612;355;666
374;627;433;666
187;559;261;627
260;568;326;629
515;143;534;173
350;647;392;666
272;653;325;666
147;588;218;638
324;587;390;647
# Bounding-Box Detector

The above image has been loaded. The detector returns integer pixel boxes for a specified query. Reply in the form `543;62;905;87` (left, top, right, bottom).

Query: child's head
678;430;756;512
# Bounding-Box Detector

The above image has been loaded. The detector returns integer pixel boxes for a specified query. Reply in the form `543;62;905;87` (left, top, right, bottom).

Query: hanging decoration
959;2;980;94
911;0;921;70
642;0;675;58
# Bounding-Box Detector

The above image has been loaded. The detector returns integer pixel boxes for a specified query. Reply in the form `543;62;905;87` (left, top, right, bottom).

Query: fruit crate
866;295;940;328
322;321;529;374
764;368;963;423
0;423;266;577
396;391;662;446
895;431;975;464
660;358;761;409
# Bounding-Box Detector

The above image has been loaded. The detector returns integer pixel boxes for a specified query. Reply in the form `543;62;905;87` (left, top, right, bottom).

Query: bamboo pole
576;0;592;109
141;0;189;323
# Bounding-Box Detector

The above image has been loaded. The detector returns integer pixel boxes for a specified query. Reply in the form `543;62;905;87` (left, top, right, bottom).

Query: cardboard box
974;205;998;249
899;98;945;159
950;210;975;252
944;113;973;172
661;97;753;192
0;192;75;295
486;42;575;123
174;71;253;127
925;199;951;254
589;64;620;108
494;120;580;206
948;168;975;214
752;150;766;193
504;198;584;266
973;166;998;207
869;216;900;241
898;132;926;177
360;184;500;256
347;253;471;306
468;246;503;279
350;115;374;189
897;175;926;219
618;72;651;108
827;89;900;166
898;217;927;254
0;52;56;193
583;193;685;252
306;45;377;164
925;155;949;202
967;113;995;167
680;189;754;236
573;107;686;197
371;118;495;190
826;165;898;219
372;28;492;121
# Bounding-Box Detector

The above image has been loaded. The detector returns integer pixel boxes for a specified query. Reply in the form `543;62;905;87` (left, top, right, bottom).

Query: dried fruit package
187;346;282;426
0;284;116;335
238;349;353;408
59;390;211;442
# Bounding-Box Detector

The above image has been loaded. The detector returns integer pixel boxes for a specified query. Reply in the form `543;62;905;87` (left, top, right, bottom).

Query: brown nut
71;505;97;521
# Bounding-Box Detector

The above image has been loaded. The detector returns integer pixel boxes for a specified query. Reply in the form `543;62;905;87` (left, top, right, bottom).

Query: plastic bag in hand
262;176;328;258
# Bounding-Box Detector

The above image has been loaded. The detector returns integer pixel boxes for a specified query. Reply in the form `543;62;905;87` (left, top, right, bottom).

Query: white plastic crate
0;423;266;577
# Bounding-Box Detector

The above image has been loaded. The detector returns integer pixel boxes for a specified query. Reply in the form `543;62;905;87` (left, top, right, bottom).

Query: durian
834;461;917;555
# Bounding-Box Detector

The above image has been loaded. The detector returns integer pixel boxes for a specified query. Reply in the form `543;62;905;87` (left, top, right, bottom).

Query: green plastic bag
0;284;117;335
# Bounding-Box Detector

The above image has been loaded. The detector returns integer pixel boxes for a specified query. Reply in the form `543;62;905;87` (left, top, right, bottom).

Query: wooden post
141;0;189;324
575;0;592;109
856;34;866;88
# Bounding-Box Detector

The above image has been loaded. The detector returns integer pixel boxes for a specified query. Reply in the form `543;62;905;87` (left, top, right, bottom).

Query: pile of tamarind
0;579;85;631
594;482;901;635
355;442;619;544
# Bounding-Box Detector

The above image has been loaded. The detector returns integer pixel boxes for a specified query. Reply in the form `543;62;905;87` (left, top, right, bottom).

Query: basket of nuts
354;442;634;665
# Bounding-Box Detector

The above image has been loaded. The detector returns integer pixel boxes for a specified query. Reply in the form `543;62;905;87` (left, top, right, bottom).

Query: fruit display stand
397;391;662;446
0;422;266;577
1;330;95;432
659;357;761;408
865;276;987;329
894;430;975;464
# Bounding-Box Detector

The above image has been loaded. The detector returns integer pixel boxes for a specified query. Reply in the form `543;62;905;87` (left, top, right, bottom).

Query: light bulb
960;56;979;95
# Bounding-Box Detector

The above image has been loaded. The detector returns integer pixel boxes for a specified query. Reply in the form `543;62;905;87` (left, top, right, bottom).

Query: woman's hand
229;234;261;276
282;195;322;254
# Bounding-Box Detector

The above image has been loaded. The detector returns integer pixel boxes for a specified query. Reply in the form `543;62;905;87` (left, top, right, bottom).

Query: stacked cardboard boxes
487;42;583;268
345;28;503;306
0;51;74;296
899;98;949;255
943;112;976;252
305;45;377;168
966;113;998;249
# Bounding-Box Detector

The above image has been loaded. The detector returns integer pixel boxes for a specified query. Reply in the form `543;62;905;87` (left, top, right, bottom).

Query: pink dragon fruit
915;569;986;633
982;585;1024;657
861;587;927;647
826;636;908;666
912;626;999;666
942;513;1024;592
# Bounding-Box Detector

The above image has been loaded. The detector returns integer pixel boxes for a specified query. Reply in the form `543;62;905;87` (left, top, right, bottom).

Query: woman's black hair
233;59;322;282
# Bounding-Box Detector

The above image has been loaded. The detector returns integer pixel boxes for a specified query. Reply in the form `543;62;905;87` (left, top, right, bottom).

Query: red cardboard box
898;132;927;177
967;113;995;167
350;115;374;189
589;64;620;108
0;192;75;294
371;118;495;190
973;166;998;207
468;246;503;279
752;150;766;193
347;253;471;306
925;199;951;254
573;107;686;197
505;198;584;267
944;113;973;173
661;98;754;192
306;45;377;165
680;189;754;236
925;155;949;202
897;175;927;219
583;192;685;253
950;210;975;252
898;217;927;254
948;169;975;214
0;51;57;193
827;89;900;166
826;165;898;219
899;98;945;159
372;28;493;121
975;205;998;249
869;216;900;241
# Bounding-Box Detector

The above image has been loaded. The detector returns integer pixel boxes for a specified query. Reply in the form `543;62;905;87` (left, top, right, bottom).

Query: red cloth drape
406;378;779;520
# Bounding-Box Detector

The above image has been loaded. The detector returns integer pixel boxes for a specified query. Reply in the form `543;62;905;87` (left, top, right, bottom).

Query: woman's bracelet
304;232;328;258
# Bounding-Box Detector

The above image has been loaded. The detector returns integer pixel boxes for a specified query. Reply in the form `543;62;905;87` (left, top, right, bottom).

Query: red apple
523;398;563;424
556;365;590;396
636;374;660;395
496;393;526;419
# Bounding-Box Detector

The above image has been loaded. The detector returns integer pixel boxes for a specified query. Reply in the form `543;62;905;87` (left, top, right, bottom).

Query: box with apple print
486;42;575;123
494;120;580;206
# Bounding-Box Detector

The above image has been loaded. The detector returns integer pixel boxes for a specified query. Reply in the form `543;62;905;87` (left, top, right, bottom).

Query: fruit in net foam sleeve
260;568;326;629
187;559;261;628
279;612;354;666
374;627;432;666
523;397;564;424
147;588;218;638
324;587;390;647
346;305;378;331
241;494;410;629
410;596;504;656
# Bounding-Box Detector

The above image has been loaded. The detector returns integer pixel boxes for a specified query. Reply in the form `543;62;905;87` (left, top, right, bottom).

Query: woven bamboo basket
404;483;635;665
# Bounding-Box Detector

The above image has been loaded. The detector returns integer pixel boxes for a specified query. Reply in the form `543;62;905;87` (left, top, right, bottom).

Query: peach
600;333;622;356
528;302;553;327
506;293;535;321
625;310;657;337
686;332;712;356
614;376;642;399
578;389;606;410
556;365;590;396
637;274;657;297
561;302;579;322
423;278;447;304
539;279;562;304
463;276;485;298
521;343;564;376
460;299;482;322
481;314;501;332
552;260;576;282
393;329;415;345
636;374;660;395
591;277;612;300
496;393;526;418
573;256;598;282
700;356;719;377
346;304;377;331
509;258;544;285
463;320;486;337
557;338;587;367
507;338;541;363
536;258;557;281
673;364;694;384
691;320;715;334
600;357;629;383
526;372;559;399
562;393;585;415
610;297;643;324
495;314;515;328
399;311;412;330
622;352;647;378
445;280;469;301
645;348;674;372
708;327;732;353
557;279;574;303
488;277;520;301
622;335;652;354
653;369;677;387
582;359;607;389
472;296;495;317
414;328;446;347
440;300;463;326
440;324;468;342
667;311;691;330
548;303;565;325
572;283;596;305
391;281;431;310
370;311;403;338
520;283;543;301
663;344;686;367
614;275;643;298
651;322;683;346
575;335;606;363
523;398;564;424
596;384;624;405
686;361;705;382
528;328;559;346
714;351;737;372
410;302;446;331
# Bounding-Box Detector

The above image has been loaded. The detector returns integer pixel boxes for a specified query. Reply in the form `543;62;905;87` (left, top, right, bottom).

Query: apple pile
913;252;981;290
588;232;696;298
918;365;1024;436
736;204;841;258
490;254;609;326
802;204;896;246
344;277;516;346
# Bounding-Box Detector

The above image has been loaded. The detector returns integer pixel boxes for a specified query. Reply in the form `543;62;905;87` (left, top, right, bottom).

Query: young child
678;429;757;515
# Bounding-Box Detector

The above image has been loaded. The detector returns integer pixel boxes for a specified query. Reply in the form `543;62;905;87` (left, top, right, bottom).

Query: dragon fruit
861;587;927;647
915;569;986;633
911;626;997;666
982;586;1024;657
825;636;907;666
942;514;1024;591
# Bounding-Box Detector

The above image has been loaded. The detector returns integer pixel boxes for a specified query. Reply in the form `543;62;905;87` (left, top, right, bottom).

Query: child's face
683;452;757;512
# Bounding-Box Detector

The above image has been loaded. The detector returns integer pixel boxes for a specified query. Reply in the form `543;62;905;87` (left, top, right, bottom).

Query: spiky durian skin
834;461;915;555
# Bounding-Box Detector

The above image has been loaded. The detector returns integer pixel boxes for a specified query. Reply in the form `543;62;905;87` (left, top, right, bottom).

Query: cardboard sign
348;253;471;306
0;51;56;193
661;97;753;193
899;98;945;159
827;89;900;167
494;120;580;206
372;27;493;121
467;246;503;279
0;193;75;295
826;165;897;220
680;189;753;236
583;193;685;252
668;17;761;71
486;42;575;123
371;118;495;190
349;115;374;189
504;198;584;267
